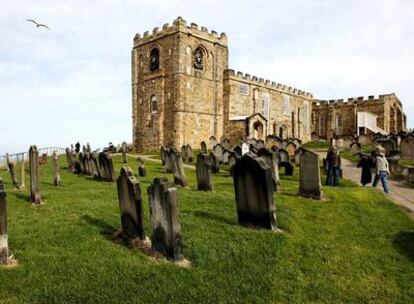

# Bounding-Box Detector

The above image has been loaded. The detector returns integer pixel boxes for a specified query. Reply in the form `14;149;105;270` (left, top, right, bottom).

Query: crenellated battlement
225;69;313;98
133;17;227;47
312;93;398;108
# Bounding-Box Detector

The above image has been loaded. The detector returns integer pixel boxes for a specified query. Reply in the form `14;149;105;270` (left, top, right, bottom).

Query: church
131;17;406;152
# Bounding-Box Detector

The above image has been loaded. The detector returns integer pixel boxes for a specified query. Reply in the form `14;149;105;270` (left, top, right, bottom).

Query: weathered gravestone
285;142;297;159
209;136;217;149
117;167;145;240
5;154;19;188
186;144;193;163
98;152;116;182
257;148;280;192
137;157;147;177
196;153;213;191
164;149;173;173
181;145;187;162
358;134;370;145
52;152;61;186
65;148;75;172
19;160;25;189
0;179;11;265
209;152;220;174
170;149;187;187
256;140;265;150
294;147;306;164
233;153;277;230
86;153;94;177
222;149;230;164
213;144;224;163
299;150;322;200
29;145;41;204
228;151;238;176
221;138;231;150
147;178;182;261
121;141;128;163
78;152;86;175
350;142;362;155
90;153;101;179
278;149;289;163
160;146;166;166
200;141;208;154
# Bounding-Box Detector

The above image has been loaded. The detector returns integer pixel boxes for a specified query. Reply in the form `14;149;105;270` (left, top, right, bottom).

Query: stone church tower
132;17;228;152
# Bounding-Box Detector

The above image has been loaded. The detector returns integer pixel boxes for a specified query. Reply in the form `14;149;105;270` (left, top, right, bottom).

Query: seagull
26;19;50;30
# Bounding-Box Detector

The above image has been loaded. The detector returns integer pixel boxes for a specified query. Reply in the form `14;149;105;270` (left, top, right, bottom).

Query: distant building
131;17;406;152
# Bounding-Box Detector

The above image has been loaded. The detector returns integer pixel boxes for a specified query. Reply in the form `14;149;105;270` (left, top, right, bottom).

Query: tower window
193;47;204;70
150;95;158;114
149;48;159;71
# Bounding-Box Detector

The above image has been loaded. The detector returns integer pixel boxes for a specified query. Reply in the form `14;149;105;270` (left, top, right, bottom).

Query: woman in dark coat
357;154;373;186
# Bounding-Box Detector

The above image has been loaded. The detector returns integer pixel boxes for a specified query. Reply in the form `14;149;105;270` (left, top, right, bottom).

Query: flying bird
26;19;50;30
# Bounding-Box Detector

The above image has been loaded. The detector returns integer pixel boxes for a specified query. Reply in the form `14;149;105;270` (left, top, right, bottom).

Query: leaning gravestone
257;148;280;192
233;153;277;230
117;167;145;240
5;154;19;189
200;141;208;154
147;178;182;261
137;157;147;177
209;152;220;174
299;150;322;200
196;153;213;191
90;153;101;179
0;179;10;265
98;152;116;182
121;141;128;163
186;144;193;163
29;145;41;204
170;150;187;187
52;152;61;186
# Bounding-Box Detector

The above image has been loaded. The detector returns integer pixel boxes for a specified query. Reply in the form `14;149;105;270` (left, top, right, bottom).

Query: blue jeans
326;166;340;186
373;171;389;193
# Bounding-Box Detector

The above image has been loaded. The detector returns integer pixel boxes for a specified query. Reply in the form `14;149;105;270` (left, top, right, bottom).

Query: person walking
325;146;340;186
357;154;372;186
372;146;390;193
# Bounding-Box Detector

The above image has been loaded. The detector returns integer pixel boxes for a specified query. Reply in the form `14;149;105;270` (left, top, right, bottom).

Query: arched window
150;95;158;114
149;48;159;71
193;47;204;70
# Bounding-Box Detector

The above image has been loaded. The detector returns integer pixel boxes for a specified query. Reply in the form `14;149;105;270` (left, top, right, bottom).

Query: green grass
303;140;330;150
0;155;413;303
340;145;373;162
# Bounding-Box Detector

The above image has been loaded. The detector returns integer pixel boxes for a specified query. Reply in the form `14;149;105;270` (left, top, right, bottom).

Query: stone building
312;94;406;140
132;17;313;152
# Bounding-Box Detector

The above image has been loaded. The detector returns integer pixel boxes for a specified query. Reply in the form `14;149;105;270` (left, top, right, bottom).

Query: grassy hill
0;154;413;303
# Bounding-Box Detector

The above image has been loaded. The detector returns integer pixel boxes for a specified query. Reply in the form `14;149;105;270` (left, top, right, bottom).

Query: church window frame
149;47;160;71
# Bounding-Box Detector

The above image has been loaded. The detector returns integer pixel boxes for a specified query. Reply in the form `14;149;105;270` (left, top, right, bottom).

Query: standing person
372;147;390;193
370;150;378;186
357;154;372;186
325;146;340;186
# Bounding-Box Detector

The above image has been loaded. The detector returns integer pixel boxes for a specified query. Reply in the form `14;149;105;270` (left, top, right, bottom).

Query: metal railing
0;147;66;167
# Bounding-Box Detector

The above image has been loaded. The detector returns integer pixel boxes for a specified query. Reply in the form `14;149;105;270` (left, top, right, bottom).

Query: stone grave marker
90;153;101;179
0;179;11;265
232;153;277;230
228;151;238;176
137;157;147;177
160;146;166;166
299;150;322;200
117;167;145;240
121;141;128;163
52;151;61;186
98;152;116;182
65;148;74;172
222;149;230;164
400;135;414;160
350;142;361;155
200;141;208;154
209;136;217;149
213;144;224;163
256;140;265;150
181;145;187;162
147;178;182;261
278;149;289;163
164;149;173;173
29;145;42;204
5;154;19;189
209;152;220;174
233;146;242;157
196;153;213;191
170;149;187;187
222;138;231;150
186;144;193;163
257;148;280;192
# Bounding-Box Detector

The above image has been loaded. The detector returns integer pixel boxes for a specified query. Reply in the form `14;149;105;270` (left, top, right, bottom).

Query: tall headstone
164;149;173;173
29;145;41;204
121;141;128;163
299;150;322;200
257;148;280;192
0;179;10;265
200;141;208;154
147;178;182;261
5;154;19;189
233;153;277;230
52;151;61;186
196;153;213;191
98;152;116;182
117;167;145;240
65;148;74;172
90;153;101;179
186;144;193;163
208;152;220;174
213;144;224;163
170;150;187;187
137;157;147;177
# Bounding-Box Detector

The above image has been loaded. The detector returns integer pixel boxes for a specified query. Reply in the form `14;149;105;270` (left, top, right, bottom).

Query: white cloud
1;0;413;154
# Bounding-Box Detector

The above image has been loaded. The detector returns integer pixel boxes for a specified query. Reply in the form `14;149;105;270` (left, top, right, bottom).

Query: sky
1;0;414;155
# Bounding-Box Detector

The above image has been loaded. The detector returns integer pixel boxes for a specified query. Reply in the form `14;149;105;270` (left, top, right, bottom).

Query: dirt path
313;150;414;215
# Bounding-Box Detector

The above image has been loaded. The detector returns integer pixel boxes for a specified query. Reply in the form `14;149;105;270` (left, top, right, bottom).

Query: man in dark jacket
325;146;341;186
